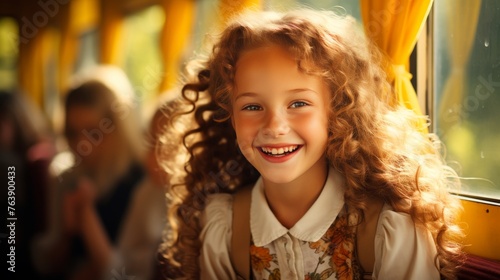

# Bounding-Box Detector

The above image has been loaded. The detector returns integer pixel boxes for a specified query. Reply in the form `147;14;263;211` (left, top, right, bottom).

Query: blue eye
290;101;308;108
242;104;262;111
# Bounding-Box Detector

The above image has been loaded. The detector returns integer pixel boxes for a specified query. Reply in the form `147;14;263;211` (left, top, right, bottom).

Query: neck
263;158;328;229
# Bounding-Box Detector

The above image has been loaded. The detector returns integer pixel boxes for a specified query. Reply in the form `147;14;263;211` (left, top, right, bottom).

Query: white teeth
260;145;298;156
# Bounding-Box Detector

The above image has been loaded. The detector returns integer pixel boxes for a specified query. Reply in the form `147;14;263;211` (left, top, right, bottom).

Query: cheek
233;116;259;152
234;123;253;147
294;111;329;144
233;114;256;136
295;111;328;130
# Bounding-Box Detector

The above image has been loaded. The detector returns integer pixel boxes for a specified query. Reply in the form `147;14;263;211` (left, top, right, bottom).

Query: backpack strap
356;201;385;278
230;186;253;280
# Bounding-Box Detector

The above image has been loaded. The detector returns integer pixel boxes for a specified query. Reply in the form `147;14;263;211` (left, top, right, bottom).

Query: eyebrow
234;92;258;101
234;88;318;101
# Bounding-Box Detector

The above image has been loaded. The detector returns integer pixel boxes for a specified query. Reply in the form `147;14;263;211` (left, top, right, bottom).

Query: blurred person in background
32;65;147;280
118;92;189;280
0;90;56;278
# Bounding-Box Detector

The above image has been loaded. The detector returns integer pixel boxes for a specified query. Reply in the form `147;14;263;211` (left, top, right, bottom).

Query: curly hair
160;9;464;279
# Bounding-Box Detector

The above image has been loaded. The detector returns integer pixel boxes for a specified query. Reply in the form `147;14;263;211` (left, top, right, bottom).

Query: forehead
66;106;102;126
235;44;296;75
233;45;322;92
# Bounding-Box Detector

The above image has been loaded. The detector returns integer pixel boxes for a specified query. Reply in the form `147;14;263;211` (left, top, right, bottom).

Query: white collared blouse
199;168;440;280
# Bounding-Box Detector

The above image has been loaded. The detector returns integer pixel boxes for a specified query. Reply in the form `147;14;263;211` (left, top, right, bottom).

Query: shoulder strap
230;186;253;280
356;201;385;276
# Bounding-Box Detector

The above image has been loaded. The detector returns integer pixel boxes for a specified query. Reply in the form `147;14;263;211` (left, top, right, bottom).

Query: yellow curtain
219;0;262;24
18;24;48;109
159;0;195;92
58;0;99;94
57;2;77;95
360;0;433;132
437;0;481;132
100;0;123;65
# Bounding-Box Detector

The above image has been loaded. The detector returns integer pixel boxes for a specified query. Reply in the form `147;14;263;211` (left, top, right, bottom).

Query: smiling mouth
259;145;300;156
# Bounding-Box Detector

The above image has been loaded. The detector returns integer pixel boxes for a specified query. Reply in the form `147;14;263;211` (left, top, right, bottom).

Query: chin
260;171;298;185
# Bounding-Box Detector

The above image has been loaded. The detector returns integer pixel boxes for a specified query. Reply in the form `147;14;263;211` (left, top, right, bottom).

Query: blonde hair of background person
32;65;149;280
160;9;464;280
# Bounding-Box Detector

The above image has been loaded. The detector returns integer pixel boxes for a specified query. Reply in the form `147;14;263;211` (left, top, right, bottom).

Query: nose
261;110;290;138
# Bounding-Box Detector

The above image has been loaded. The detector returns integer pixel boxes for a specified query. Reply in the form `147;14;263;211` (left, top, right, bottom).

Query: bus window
74;29;98;74
122;5;165;114
265;0;361;19
429;0;500;261
433;0;500;201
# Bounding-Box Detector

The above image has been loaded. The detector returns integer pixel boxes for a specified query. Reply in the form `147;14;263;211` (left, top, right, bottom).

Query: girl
161;9;464;280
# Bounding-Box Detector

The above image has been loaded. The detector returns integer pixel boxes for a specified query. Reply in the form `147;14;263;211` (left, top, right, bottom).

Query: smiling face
231;45;330;185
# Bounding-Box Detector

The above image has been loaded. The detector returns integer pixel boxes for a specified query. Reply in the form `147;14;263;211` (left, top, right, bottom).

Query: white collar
250;167;346;247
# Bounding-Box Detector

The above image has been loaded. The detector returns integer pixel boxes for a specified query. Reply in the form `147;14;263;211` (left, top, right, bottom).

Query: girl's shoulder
376;204;424;234
204;193;234;210
200;193;234;232
375;204;431;239
199;193;238;279
373;204;440;279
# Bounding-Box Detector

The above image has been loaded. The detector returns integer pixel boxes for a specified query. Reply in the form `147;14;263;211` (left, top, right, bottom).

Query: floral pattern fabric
250;207;363;280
